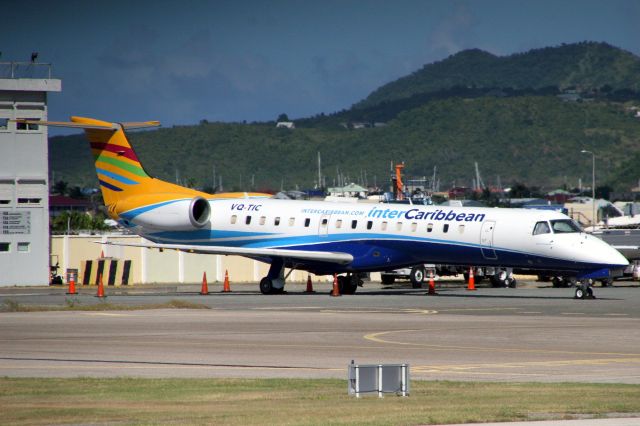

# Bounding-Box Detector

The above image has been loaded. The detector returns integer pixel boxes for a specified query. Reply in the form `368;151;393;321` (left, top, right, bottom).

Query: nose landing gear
574;280;595;299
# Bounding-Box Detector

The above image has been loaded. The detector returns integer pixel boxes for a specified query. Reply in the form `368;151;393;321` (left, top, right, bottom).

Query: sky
3;0;640;135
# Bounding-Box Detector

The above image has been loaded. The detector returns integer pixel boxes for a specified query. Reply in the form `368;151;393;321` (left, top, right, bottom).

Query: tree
277;113;289;122
52;180;68;196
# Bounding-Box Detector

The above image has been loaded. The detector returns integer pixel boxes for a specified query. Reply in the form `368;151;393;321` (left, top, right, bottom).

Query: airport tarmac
1;280;639;382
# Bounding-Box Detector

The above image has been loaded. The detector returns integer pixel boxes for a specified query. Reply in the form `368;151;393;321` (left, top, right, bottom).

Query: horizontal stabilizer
97;240;354;265
12;116;160;130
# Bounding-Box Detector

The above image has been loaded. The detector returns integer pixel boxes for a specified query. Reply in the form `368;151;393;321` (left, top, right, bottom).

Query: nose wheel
574;280;595;299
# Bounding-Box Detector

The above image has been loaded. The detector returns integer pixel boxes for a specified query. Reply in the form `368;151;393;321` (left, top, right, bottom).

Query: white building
0;62;61;285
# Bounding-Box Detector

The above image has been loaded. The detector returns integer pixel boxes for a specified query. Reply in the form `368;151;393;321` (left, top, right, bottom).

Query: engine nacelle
116;195;211;231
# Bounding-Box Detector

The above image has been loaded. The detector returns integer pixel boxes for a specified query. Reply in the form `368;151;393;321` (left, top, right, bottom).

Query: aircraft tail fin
15;117;199;208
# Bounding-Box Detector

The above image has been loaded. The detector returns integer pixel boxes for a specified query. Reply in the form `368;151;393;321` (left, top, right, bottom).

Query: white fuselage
123;198;628;278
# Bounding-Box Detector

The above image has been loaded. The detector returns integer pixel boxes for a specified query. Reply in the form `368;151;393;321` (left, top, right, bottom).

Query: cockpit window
533;221;550;235
550;219;582;233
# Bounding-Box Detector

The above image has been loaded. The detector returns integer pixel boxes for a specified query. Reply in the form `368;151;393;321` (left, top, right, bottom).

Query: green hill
49;42;640;195
356;42;640;109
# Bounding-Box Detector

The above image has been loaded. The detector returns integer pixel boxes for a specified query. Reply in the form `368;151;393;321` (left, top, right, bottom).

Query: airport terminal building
0;62;61;286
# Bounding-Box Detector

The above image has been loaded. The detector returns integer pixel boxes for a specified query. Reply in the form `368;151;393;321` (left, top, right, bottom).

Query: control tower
0;61;61;285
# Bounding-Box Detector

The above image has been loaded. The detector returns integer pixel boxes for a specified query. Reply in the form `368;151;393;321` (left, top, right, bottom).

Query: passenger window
336;219;342;229
411;222;417;232
245;215;252;225
533;221;551;235
259;216;266;225
367;221;373;230
381;221;388;231
443;224;449;233
427;223;433;233
458;224;465;234
396;222;402;231
304;218;311;227
230;215;237;224
289;217;295;226
351;220;357;229
274;217;280;226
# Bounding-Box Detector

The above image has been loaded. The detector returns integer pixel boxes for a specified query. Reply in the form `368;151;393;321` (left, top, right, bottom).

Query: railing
0;62;52;79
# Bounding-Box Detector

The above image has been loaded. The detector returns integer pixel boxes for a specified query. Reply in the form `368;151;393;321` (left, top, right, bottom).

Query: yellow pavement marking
320;308;438;315
412;358;640;373
80;312;131;317
0;364;343;372
363;328;640;356
438;307;521;312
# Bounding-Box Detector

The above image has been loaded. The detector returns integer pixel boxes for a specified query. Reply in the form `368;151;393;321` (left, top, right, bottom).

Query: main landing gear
259;259;286;295
258;259;363;295
574;279;595;300
335;273;363;295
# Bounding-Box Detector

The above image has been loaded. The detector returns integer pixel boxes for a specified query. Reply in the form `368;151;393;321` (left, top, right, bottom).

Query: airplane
20;116;628;299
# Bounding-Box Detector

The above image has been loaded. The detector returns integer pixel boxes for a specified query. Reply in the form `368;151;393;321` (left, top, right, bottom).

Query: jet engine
116;195;211;231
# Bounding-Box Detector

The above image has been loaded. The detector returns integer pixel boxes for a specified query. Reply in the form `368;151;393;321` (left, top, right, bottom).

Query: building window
0;118;8;130
367;221;373;230
427;223;433;233
304;218;311;227
443;224;449;233
230;215;237;224
245;216;252;225
16;119;39;131
351;220;357;229
335;219;343;229
274;217;281;226
17;242;30;253
0;243;9;252
17;198;41;205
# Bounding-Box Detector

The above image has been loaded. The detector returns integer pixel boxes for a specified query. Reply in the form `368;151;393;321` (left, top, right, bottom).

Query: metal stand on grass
348;360;409;398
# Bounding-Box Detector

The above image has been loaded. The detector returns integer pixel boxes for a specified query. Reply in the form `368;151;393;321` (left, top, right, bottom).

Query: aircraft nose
589;236;629;268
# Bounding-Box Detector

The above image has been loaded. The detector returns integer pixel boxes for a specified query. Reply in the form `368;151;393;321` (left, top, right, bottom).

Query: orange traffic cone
331;273;341;297
467;267;476;291
66;275;78;295
427;270;437;295
100;250;105;258
222;270;231;292
95;273;106;298
200;272;209;295
305;275;315;293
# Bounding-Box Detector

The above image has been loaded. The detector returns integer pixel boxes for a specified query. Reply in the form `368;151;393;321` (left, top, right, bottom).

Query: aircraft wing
98;241;353;265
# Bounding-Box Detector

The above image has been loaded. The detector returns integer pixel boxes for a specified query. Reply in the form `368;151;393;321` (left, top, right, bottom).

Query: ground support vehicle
380;265;516;288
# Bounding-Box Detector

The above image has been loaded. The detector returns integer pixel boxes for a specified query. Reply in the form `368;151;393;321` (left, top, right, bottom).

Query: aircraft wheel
343;276;359;295
508;278;517;288
410;267;425;288
381;275;395;285
600;278;613;287
259;277;274;295
574;287;585;299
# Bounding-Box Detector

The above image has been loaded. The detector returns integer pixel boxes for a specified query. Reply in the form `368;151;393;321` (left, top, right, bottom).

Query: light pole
581;150;596;228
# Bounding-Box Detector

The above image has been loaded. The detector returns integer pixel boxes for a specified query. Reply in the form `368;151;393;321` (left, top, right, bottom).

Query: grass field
1;378;639;425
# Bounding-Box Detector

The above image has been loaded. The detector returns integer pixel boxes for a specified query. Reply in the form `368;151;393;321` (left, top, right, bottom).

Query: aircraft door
318;214;331;237
480;221;498;260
